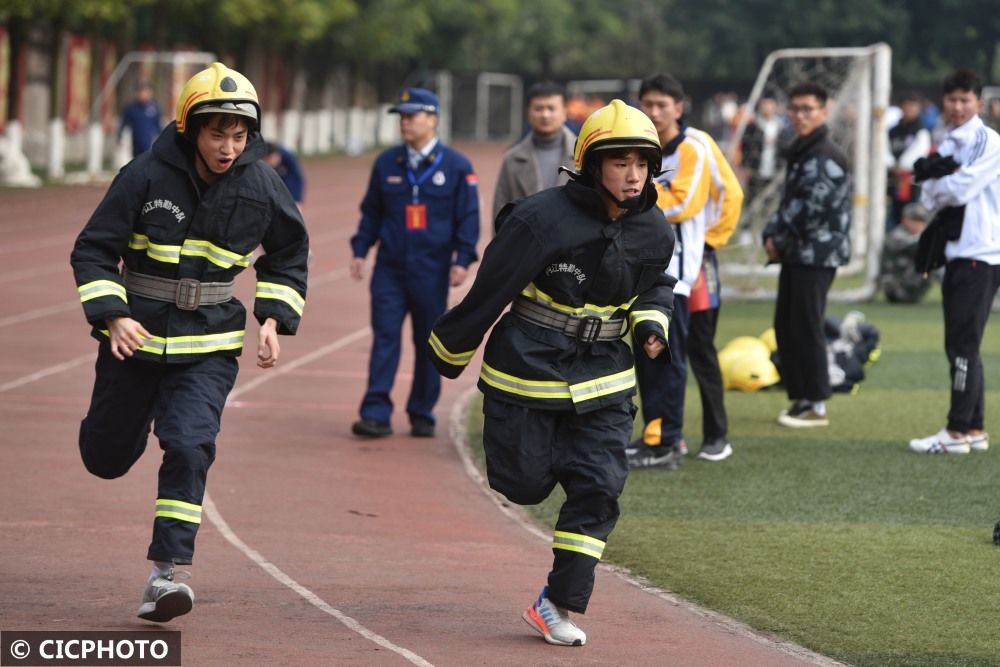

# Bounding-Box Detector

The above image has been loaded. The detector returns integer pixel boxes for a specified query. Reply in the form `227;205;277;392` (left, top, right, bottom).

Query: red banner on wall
65;34;92;132
100;41;116;131
0;27;10;132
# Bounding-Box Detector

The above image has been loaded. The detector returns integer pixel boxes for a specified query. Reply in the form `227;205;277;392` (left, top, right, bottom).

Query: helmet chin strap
193;145;219;182
599;183;646;212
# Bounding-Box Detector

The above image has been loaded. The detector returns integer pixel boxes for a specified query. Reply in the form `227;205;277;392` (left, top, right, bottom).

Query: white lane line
210;325;433;665
226;325;369;402
202;495;433;667
0;302;78;328
0;353;94;393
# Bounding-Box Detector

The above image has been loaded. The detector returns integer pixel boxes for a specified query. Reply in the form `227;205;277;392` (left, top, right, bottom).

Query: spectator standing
492;81;576;225
762;81;851;428
263;142;305;205
740;96;790;203
886;92;932;228
119;80;163;158
909;70;1000;454
628;73;711;469
349;88;480;439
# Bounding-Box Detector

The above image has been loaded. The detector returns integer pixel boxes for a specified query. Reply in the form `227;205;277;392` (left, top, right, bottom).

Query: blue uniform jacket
350;142;480;273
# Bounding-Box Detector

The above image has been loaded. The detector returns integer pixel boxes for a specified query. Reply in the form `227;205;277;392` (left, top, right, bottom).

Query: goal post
85;50;216;177
723;43;892;302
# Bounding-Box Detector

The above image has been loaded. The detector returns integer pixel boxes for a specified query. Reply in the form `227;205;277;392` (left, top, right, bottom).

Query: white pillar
87;122;104;176
48;118;66;181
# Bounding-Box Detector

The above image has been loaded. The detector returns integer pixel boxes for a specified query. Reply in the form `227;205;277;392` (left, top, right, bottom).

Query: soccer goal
83;50;216;178
723;43;892;301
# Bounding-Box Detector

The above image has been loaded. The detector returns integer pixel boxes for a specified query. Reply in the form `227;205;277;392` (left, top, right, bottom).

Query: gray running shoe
137;568;194;622
626;440;683;470
696;438;733;461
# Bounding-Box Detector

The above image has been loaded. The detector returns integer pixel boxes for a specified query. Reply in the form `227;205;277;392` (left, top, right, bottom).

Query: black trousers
688;307;728;441
942;259;1000;432
635;294;689;445
79;342;238;564
774;264;836;403
481;396;633;613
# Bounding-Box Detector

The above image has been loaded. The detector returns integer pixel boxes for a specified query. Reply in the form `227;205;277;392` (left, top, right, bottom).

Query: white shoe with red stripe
522;587;586;646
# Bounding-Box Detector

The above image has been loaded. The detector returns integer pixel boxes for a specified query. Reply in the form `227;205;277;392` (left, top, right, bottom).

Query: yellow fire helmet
175;62;260;135
760;327;778;353
722;354;781;392
573;99;661;175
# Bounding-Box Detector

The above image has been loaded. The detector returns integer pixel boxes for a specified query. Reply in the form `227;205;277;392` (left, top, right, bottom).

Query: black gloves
913;154;959;183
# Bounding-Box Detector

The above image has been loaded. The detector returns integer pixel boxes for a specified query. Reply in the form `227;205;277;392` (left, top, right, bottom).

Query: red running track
0;143;842;666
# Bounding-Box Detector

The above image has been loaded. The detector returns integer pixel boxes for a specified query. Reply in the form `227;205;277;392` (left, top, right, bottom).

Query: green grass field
465;293;1000;666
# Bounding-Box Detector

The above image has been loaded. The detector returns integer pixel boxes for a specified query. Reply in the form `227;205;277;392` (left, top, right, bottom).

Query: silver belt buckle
175;278;202;311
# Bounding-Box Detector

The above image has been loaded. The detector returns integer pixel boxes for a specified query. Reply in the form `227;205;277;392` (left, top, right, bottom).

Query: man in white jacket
909;70;1000;455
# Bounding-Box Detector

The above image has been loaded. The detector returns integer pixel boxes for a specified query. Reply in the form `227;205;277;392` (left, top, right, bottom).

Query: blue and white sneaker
522;586;586;646
908;428;971;455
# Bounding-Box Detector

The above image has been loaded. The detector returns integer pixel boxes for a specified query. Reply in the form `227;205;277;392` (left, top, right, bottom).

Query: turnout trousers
361;262;449;426
78;341;238;564
774;265;835;403
481;395;633;614
942;259;1000;433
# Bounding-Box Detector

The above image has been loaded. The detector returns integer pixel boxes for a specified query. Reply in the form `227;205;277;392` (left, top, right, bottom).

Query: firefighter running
428;100;675;646
70;62;309;622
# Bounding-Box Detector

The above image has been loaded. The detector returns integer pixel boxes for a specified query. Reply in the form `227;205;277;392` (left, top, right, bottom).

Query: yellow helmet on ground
722;354;781;392
175;62;260;135
760;327;778;353
574;99;661;174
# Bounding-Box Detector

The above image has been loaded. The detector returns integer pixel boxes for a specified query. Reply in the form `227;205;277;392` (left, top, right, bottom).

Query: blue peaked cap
388;87;440;115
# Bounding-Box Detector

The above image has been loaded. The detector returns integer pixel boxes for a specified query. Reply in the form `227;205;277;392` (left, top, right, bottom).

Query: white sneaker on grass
522;586;586;646
137;568;194;622
969;433;990;452
908;428;971;455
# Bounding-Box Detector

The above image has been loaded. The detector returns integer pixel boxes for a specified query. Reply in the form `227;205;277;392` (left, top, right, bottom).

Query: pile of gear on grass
719;311;881;395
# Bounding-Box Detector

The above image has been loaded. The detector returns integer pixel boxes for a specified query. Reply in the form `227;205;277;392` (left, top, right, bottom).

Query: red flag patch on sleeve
465;174;479;185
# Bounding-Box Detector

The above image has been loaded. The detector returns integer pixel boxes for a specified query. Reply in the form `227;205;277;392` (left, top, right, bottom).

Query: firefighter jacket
428;177;676;414
350;141;480;273
71;123;309;363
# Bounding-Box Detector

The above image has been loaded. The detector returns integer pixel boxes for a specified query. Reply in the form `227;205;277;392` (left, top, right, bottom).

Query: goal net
722;44;891;301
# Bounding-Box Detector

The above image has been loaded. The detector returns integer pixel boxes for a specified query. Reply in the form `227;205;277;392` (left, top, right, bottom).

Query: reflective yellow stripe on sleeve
429;332;476;368
568;367;635;403
552;530;605;560
78;280;128;304
155;498;202;524
629;309;670;337
255;281;305;316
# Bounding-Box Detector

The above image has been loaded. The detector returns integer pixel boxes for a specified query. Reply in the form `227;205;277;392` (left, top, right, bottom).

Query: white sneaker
969;433;990;452
777;402;829;428
908;429;971;455
522;587;586;646
137;568;194;622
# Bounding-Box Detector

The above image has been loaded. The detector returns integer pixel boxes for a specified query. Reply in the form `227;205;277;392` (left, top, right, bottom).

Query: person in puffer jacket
762;80;851;429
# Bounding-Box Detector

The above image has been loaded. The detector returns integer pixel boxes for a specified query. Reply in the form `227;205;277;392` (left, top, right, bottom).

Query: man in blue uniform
119;80;163;157
350;88;480;438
